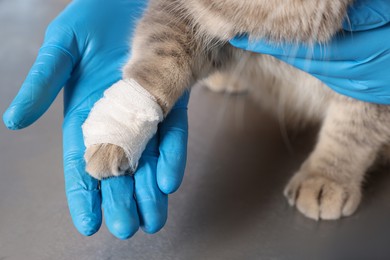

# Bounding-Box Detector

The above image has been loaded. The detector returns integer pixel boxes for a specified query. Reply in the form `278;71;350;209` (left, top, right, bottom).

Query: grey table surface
1;1;390;259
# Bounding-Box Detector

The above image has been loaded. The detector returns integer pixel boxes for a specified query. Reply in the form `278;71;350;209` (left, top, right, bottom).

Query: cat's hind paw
201;71;248;94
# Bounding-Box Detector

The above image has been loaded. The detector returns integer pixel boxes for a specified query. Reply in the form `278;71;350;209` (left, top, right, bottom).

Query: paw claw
284;186;298;206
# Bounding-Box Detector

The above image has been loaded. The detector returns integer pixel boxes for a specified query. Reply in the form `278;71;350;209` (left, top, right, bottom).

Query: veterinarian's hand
3;0;189;239
230;0;390;104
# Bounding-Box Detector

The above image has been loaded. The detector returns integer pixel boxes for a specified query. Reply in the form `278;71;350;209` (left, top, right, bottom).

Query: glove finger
157;107;188;194
172;89;190;109
230;35;289;55
229;35;320;63
231;23;390;63
135;135;168;234
343;0;390;31
230;35;367;78
230;35;347;63
63;112;102;236
3;23;78;130
278;27;390;78
101;176;140;240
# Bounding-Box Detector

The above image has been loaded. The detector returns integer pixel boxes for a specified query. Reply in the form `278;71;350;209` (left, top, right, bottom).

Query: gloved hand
3;0;189;239
229;0;390;104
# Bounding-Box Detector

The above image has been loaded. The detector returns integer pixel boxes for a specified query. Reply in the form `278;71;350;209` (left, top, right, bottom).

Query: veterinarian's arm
3;0;188;239
230;0;390;104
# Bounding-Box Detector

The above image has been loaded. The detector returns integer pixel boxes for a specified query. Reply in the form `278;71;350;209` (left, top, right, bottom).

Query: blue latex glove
229;0;390;104
3;0;189;239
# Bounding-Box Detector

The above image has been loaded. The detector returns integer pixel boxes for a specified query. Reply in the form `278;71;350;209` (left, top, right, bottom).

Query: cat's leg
284;100;390;220
82;5;230;179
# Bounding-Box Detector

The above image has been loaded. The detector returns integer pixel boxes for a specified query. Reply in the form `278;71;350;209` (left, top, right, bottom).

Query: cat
83;0;390;221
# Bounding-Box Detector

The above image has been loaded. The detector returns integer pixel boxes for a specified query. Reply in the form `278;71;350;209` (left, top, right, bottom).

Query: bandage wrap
82;79;163;173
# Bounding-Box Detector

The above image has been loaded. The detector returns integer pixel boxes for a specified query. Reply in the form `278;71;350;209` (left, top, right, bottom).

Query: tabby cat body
85;0;390;220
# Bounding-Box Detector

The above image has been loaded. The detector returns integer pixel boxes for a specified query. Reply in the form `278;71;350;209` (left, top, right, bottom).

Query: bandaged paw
82;79;163;179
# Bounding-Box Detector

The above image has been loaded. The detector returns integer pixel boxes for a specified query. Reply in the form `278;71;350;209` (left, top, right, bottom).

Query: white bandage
82;79;163;173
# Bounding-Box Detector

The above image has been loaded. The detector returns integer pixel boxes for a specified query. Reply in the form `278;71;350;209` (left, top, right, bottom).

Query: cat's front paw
81;79;164;180
84;144;130;180
284;173;361;220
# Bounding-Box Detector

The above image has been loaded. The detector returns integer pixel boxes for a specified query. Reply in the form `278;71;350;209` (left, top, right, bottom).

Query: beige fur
85;0;390;220
85;144;130;179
